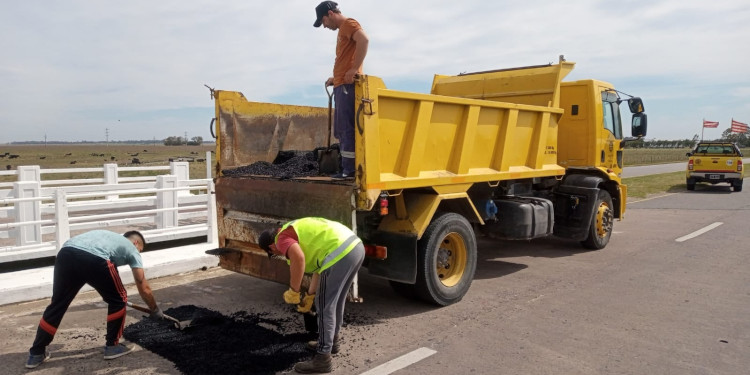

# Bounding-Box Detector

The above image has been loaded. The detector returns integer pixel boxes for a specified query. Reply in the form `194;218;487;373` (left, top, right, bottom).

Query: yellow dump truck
208;59;648;306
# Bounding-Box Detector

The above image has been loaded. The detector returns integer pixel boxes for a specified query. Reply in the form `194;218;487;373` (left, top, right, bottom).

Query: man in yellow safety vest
258;217;365;374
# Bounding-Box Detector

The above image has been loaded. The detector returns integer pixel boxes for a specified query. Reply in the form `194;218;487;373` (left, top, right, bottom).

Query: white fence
0;156;217;263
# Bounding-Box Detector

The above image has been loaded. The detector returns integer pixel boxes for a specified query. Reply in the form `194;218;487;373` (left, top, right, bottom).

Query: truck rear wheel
733;179;743;192
686;178;695;191
414;212;477;306
580;190;613;250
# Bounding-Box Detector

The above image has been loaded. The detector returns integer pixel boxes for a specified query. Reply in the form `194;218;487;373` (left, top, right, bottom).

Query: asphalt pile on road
221;146;339;179
123;305;314;375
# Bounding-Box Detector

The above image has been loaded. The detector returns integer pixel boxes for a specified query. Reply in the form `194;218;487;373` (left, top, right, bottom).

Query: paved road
623;158;750;178
1;185;748;374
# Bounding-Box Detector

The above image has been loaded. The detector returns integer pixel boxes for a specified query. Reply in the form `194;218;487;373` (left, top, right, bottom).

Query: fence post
156;175;178;229
55;189;70;246
206;180;218;245
17;166;41;182
170;162;190;197
13;181;42;246
103;163;119;200
205;151;212;179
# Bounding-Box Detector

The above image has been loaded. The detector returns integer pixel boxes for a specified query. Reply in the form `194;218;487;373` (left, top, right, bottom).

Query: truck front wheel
414;212;477;306
580;190;614;250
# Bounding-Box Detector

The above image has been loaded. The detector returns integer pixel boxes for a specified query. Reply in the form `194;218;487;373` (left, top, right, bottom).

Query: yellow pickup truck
686;142;744;191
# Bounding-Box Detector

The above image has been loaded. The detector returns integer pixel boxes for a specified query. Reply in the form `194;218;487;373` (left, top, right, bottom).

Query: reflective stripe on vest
320;234;360;270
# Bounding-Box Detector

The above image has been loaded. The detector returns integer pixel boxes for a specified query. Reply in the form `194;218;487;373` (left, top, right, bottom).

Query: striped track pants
30;247;128;355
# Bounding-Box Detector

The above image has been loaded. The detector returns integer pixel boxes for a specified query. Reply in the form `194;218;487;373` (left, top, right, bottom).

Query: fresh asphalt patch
123;305;314;374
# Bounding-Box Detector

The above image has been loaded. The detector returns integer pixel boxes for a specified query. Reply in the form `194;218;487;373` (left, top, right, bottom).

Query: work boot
330;171;353;180
294;353;332;374
25;349;50;369
306;334;339;354
103;342;134;360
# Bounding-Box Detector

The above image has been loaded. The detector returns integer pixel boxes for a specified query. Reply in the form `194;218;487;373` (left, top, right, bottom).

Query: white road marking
675;222;723;242
359;347;437;375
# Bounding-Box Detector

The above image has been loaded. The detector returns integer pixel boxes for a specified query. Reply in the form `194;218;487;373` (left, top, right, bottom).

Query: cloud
1;0;749;142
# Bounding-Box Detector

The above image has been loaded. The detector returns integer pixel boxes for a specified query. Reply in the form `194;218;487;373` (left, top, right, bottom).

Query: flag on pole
703;120;719;128
731;119;748;133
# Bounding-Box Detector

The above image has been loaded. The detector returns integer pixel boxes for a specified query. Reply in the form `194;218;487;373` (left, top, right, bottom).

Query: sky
1;0;749;143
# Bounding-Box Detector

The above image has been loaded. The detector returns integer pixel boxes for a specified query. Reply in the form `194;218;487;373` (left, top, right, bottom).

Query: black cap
314;1;338;28
258;229;276;253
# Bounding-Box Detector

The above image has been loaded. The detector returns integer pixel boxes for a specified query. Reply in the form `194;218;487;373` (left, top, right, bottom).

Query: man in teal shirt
25;230;164;369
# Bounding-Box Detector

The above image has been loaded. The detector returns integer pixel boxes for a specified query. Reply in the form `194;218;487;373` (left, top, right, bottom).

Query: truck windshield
601;98;623;139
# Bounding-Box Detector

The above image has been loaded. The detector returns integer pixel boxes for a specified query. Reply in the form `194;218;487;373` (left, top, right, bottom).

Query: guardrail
0;155;217;263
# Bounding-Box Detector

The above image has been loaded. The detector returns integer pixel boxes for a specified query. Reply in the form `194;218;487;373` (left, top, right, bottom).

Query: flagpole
701;118;704;141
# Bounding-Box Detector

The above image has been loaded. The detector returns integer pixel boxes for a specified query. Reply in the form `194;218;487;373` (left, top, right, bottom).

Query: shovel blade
317;149;340;175
302;312;318;334
174;320;193;330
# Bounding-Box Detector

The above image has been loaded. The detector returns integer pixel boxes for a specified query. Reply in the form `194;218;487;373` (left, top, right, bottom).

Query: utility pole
44;133;47;147
106;128;110;147
185;131;188;146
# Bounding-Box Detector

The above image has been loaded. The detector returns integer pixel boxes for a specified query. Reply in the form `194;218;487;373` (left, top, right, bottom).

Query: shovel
317;84;340;175
127;302;193;331
302;311;318;334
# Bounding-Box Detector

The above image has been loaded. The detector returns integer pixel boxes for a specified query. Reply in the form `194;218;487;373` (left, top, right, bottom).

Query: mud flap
552;184;599;241
365;231;418;284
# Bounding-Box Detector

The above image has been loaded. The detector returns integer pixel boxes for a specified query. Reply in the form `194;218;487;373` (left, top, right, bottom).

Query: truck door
600;91;624;174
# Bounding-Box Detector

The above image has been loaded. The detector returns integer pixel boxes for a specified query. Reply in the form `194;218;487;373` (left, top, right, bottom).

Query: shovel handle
325;84;333;147
127;302;182;327
127;301;152;314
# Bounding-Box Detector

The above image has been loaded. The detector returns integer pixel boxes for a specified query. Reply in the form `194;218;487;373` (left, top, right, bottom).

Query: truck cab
558;80;647;219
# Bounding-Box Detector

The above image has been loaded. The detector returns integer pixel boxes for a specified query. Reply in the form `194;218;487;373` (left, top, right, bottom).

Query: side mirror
628;98;645;114
632;113;647;137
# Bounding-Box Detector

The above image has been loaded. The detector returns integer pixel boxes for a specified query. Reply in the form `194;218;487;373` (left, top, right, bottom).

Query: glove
283;288;301;304
297;293;315;313
150;306;164;320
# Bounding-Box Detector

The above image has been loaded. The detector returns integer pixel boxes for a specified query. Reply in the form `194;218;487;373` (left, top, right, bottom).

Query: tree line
163;136;203;146
624;130;750;149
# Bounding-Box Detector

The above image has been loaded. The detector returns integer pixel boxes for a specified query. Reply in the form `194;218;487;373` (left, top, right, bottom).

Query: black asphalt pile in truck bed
123;305;314;375
221;146;340;179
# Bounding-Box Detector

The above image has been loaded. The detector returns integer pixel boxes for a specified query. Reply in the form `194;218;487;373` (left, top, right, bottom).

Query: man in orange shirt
314;1;369;179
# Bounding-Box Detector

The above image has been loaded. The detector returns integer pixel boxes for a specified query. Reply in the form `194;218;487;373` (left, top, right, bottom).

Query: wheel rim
595;201;613;237
435;232;467;287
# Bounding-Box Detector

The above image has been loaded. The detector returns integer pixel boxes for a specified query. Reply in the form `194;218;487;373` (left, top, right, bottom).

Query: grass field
623;171;686;198
624;147;750;166
0;144;216;183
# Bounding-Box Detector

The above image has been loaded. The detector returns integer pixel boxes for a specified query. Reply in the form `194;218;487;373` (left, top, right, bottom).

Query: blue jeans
333;84;355;175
